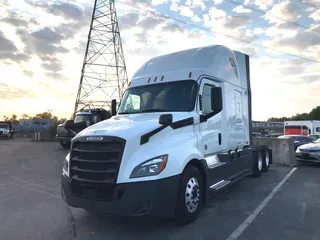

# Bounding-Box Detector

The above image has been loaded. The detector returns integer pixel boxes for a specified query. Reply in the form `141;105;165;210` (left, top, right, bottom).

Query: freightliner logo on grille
86;136;103;141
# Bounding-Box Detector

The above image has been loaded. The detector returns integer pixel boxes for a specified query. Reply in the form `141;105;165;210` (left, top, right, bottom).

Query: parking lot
1;139;320;240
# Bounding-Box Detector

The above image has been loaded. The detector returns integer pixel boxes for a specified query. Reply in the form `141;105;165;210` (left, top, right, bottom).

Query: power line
226;0;320;36
119;0;320;63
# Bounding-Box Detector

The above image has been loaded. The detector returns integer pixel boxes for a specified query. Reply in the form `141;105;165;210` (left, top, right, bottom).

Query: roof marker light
189;72;192;78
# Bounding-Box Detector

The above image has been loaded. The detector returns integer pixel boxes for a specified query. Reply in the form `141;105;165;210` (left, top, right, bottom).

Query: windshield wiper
141;108;167;113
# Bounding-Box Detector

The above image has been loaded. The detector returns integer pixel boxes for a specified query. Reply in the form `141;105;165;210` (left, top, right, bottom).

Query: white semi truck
61;45;272;224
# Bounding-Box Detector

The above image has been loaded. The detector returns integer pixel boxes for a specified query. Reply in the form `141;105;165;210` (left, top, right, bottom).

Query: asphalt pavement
0;139;319;240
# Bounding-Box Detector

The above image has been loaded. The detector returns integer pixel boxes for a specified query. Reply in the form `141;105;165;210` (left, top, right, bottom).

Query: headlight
296;148;301;152
130;155;168;178
3;129;9;133
63;153;70;177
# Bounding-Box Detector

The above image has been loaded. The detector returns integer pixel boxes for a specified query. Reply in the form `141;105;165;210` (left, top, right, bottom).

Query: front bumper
56;135;73;141
61;174;180;217
296;151;320;162
0;132;9;138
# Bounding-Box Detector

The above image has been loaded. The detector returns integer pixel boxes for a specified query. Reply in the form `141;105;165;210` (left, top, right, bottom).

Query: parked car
296;138;320;163
309;134;320;140
277;135;315;150
0;121;15;139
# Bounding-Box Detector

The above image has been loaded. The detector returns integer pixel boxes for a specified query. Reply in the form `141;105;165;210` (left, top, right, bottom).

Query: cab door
198;79;223;156
198;78;232;185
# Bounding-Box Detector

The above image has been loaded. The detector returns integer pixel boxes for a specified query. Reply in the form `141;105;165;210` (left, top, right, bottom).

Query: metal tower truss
74;0;129;114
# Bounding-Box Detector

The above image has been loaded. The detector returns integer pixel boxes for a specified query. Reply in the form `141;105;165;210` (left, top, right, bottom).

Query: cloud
233;5;252;14
267;24;320;52
253;27;264;35
25;1;87;20
0;12;29;27
0;31;29;63
265;21;300;37
264;0;304;24
252;0;276;10
179;6;194;17
137;14;167;30
119;12;140;30
152;0;169;5
48;2;83;20
310;9;320;21
0;83;36;100
205;6;226;19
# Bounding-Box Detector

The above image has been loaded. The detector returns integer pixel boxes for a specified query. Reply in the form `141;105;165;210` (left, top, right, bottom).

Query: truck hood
299;142;320;151
76;112;193;140
0;128;9;131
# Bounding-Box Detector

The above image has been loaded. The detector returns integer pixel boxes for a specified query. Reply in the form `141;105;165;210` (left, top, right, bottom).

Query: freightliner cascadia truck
61;45;272;224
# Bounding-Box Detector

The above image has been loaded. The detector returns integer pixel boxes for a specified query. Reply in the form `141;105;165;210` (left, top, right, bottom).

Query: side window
316;127;320;132
201;83;223;115
124;94;141;111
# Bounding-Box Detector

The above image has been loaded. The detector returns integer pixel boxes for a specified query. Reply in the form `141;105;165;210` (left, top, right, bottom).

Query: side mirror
111;99;117;116
211;87;223;113
159;114;173;126
294;140;299;144
64;120;74;128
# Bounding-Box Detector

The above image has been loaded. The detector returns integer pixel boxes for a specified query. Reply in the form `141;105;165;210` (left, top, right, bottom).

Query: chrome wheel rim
265;150;270;166
185;177;200;213
258;152;263;171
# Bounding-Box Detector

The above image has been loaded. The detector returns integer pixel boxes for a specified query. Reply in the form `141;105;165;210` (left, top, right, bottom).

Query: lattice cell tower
74;0;129;114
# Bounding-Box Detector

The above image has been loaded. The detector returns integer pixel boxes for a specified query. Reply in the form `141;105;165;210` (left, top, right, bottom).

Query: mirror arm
200;111;216;123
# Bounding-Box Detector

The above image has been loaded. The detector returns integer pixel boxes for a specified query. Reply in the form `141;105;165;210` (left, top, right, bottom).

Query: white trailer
61;45;272;224
284;120;320;136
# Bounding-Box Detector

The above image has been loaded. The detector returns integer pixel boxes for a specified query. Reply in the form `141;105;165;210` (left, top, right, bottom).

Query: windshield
118;80;198;114
314;138;320;143
74;114;92;124
0;124;9;129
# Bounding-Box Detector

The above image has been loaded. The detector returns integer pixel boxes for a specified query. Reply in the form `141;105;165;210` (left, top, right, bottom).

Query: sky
0;0;320;121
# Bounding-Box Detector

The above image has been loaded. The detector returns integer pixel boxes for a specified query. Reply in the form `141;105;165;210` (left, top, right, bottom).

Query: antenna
74;0;128;115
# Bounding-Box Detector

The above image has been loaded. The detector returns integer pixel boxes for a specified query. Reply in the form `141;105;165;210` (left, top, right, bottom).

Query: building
252;121;284;137
19;118;57;131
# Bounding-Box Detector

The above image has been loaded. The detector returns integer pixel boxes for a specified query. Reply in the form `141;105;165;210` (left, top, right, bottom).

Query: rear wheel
252;147;263;177
262;147;270;172
174;165;203;225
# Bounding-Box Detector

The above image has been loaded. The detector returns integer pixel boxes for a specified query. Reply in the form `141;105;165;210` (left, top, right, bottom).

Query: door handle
218;133;221;145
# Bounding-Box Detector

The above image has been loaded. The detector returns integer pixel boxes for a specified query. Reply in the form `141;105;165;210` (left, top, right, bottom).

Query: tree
21;114;31;119
3;114;19;124
267;105;320;122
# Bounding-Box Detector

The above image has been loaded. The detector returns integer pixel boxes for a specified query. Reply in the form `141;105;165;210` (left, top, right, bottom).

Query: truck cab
56;108;111;149
61;45;272;224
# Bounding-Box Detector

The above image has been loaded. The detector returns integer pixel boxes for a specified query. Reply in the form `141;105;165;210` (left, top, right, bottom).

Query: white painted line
226;167;297;240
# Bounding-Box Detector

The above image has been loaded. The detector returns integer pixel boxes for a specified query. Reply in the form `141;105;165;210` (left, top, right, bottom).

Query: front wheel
174;165;203;225
59;139;71;149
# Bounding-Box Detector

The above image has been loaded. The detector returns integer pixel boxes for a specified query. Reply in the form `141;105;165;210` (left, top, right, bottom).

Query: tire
59;139;71;149
252;147;263;177
174;165;203;225
262;146;270;172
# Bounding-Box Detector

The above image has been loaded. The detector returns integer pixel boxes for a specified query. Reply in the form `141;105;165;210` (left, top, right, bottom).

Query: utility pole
74;0;129;115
